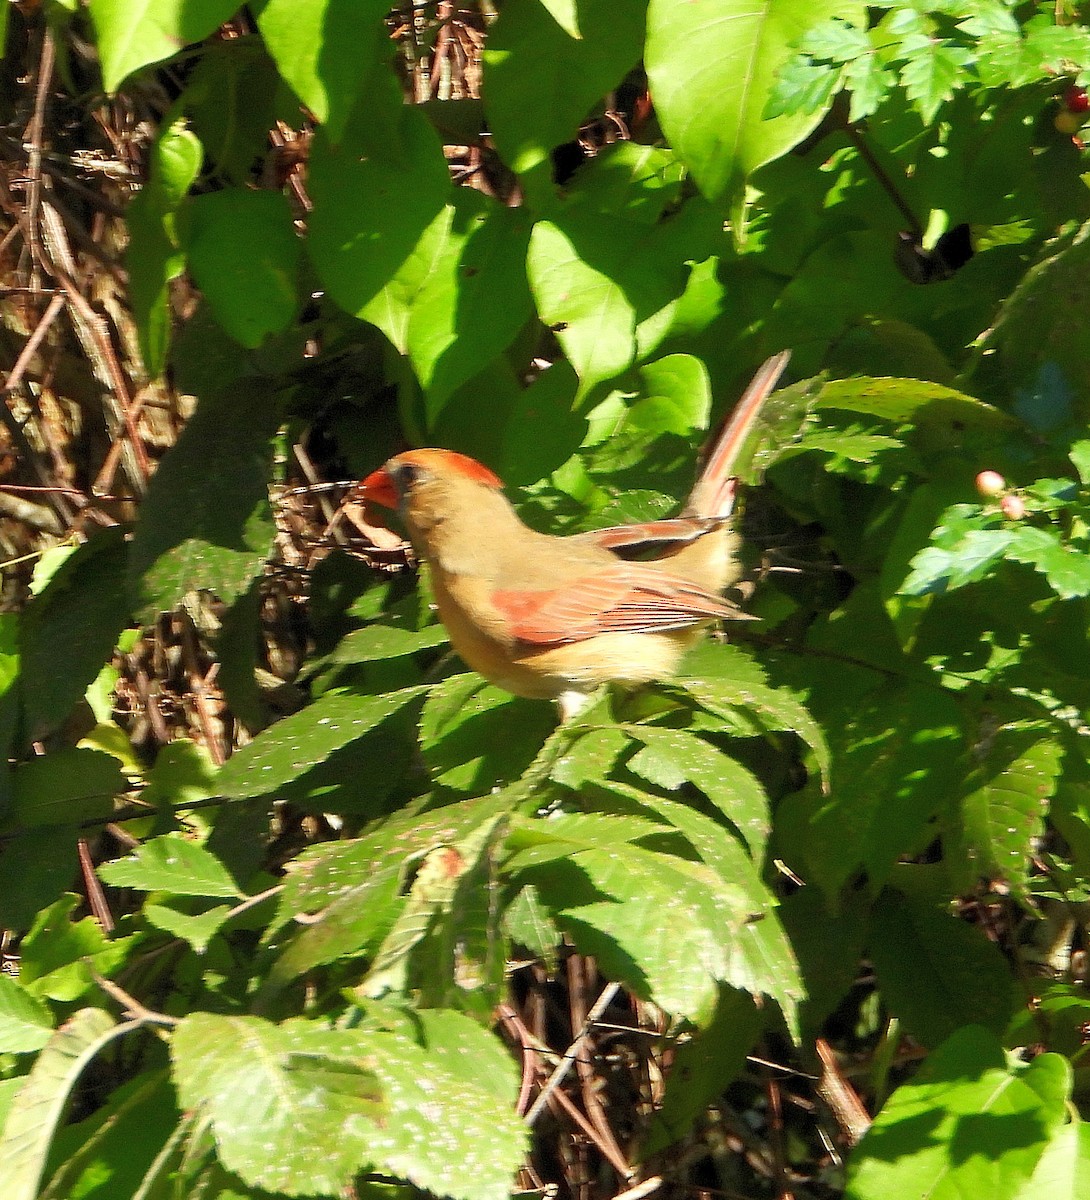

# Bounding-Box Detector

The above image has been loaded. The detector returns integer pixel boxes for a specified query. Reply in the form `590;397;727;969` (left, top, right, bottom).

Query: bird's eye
390;460;425;492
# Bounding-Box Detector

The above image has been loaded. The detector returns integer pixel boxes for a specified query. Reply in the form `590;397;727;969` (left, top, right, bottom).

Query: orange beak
359;466;399;509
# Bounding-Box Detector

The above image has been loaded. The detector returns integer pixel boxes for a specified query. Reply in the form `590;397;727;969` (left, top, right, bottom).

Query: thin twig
93;972;178;1026
24;28;55;294
525;981;621;1125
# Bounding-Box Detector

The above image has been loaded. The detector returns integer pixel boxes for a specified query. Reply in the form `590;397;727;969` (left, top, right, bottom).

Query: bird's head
359;450;509;545
360;449;503;509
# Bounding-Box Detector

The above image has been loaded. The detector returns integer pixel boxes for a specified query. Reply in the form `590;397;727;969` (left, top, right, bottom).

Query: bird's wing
570;515;727;557
492;564;749;645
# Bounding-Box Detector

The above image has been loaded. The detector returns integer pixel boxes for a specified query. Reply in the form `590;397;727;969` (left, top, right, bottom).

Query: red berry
1065;85;1090;113
1001;494;1026;520
975;470;1006;498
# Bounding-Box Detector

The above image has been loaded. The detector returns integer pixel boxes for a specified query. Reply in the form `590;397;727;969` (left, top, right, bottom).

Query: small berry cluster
975;470;1026;520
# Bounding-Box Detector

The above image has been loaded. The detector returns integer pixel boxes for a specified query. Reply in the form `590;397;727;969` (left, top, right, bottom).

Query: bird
359;352;790;718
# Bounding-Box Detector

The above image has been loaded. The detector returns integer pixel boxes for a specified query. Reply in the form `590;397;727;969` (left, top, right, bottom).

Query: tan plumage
360;353;789;715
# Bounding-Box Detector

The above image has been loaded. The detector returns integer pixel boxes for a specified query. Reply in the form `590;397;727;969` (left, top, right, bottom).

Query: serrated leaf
0;975;53;1054
266;794;512;992
324;621;449;665
144;901;233;952
628;725;770;856
186;190;300;349
952;724;1062;902
99;835;241;898
18;896;134;1003
128;380;278;619
646;0;865;205
676;644;830;785
87;0;240;92
643;987;762;1154
782;674;962;896
362;816;507;1016
218;686;426;799
171;1012;528;1200
0;1008;121;1200
1006;527;1090;599
419;675;554;795
508;821;798;1026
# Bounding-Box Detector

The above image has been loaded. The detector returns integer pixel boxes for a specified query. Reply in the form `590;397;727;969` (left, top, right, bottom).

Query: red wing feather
493;566;743;646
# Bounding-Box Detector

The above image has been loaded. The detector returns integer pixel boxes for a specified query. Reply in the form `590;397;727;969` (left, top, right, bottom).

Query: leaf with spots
217;686;427;799
948;722;1063;903
98;835;241;899
170;1011;528;1199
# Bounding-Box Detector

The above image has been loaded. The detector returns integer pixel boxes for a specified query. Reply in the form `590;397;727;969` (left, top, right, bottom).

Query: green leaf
816;377;1016;428
323;620;449;665
628;725;770;857
253;0;391;142
1019;1120;1090;1200
782;676;962;895
1006;526;1090;599
143;901;233;953
676;643;831;786
99;835;241;898
496;361;587;489
87;0;241;92
869;892;1020;1049
141;737;218;814
218;686;426;799
307;71;450;318
507;819;799;1027
632;354;712;437
128;380;278;619
126;118;202;375
897;37;969;124
570;142;686;224
405;192;533;421
0;829;82;932
419;675;555;795
39;1071;181;1200
171;1012;528;1200
19;528;131;741
18;896;134;1003
845;1027;1068;1200
266;793;512;991
951;724;1062;902
482;0;646;182
362;816;508;1017
0;975;53;1054
646;0;865;206
527;210;684;402
186;189;300;349
0;1009;121;1200
8;748;126;830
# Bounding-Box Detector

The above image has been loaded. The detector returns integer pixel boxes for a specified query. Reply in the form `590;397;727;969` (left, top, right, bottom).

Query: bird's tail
685;351;791;520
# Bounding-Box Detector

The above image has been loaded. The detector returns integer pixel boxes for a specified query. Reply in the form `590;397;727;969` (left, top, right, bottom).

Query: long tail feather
686;350;791;519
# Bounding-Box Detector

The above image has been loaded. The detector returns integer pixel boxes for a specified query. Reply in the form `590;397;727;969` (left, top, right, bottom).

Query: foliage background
2;0;1090;1197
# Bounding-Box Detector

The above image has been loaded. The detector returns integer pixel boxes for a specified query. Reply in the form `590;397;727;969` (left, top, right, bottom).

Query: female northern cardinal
361;353;790;716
